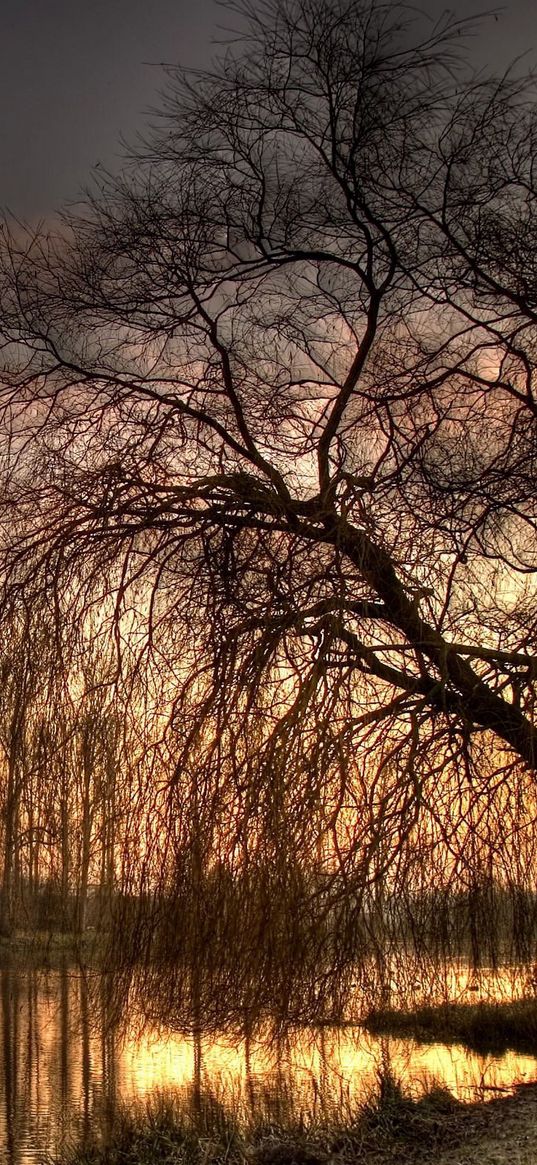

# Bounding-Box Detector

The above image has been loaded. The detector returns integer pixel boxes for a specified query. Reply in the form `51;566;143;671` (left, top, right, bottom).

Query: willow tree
1;0;537;981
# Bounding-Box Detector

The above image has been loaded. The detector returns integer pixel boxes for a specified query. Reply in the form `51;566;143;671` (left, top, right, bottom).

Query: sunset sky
1;0;536;219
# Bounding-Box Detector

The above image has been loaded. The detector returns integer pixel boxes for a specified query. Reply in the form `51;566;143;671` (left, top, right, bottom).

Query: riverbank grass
365;997;537;1055
0;928;103;965
55;1079;484;1165
58;1080;537;1165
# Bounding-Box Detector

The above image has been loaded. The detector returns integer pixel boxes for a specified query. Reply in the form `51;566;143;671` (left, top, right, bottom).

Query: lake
0;962;536;1164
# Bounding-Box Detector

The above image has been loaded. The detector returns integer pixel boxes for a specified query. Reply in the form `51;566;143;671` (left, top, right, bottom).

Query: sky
1;0;537;220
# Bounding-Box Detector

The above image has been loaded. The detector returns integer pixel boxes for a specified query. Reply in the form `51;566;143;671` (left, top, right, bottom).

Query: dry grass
58;1078;537;1165
365;999;537;1056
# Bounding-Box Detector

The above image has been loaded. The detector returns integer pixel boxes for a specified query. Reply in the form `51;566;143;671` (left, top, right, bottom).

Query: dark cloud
1;0;535;218
0;0;219;217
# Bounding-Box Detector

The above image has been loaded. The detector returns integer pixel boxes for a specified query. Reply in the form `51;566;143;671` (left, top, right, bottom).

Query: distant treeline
1;607;537;1027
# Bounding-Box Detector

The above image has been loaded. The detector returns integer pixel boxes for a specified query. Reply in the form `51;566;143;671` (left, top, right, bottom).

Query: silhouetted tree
0;0;537;982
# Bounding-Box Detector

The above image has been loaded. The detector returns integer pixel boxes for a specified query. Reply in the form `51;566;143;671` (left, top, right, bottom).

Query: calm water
0;963;536;1164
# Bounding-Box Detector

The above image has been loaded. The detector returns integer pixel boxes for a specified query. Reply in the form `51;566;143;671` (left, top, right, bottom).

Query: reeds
58;1075;463;1165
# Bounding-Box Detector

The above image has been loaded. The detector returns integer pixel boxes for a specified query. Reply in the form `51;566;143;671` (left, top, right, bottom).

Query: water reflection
0;964;534;1164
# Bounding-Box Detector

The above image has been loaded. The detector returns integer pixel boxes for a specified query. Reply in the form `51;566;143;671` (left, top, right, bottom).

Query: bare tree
0;0;537;966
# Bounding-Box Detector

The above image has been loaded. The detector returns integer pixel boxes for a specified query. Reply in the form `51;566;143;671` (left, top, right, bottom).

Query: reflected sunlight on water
120;1018;537;1113
0;963;535;1164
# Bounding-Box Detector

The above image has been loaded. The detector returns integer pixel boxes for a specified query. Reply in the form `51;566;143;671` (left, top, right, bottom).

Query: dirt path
405;1085;537;1165
251;1087;537;1165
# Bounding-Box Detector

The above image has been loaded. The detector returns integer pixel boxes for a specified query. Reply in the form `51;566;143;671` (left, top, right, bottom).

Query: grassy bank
58;1078;537;1165
365;997;537;1055
0;929;102;966
57;1082;459;1165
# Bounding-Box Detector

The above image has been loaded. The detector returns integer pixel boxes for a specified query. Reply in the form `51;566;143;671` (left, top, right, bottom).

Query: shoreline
59;1082;537;1165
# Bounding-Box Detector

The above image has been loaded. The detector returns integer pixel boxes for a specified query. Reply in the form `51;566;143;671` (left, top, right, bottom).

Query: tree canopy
1;0;537;931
